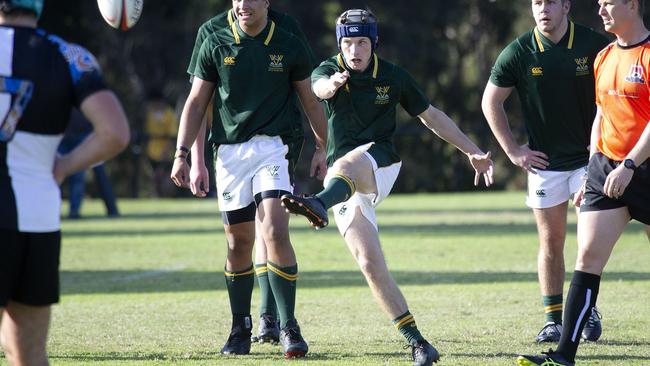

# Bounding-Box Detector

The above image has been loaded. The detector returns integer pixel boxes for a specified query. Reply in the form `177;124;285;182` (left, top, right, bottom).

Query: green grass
2;191;649;365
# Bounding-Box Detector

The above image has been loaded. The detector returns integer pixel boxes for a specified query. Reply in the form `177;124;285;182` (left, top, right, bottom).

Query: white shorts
325;143;402;236
526;166;587;209
215;135;293;212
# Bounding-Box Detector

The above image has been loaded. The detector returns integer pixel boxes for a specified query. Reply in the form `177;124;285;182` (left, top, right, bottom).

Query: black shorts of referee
581;152;650;225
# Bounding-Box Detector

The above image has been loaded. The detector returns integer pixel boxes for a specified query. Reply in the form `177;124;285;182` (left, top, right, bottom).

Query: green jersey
187;9;316;76
490;21;609;171
194;19;313;145
187;9;316;167
312;54;430;167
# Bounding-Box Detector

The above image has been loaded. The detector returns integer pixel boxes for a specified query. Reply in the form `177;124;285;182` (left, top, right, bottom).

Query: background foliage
39;1;618;196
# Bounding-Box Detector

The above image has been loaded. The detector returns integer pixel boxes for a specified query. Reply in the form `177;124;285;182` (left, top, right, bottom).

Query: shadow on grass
61;223;546;238
60;270;650;295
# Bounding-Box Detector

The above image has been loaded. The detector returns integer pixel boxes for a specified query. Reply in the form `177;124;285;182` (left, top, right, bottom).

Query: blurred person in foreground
0;0;129;365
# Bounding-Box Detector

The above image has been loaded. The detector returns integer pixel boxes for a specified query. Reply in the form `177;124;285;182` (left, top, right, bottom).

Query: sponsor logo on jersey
338;205;348;216
374;85;390;105
268;54;284;72
223;192;233;201
535;189;546;197
266;165;281;179
625;64;645;84
575;57;590;76
531;66;543;76
224;56;236;66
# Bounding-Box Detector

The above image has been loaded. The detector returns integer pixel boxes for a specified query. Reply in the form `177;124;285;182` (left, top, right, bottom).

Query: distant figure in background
58;109;120;218
145;94;177;197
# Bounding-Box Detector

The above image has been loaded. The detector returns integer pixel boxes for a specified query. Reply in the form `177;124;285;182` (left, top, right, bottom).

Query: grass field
2;191;649;365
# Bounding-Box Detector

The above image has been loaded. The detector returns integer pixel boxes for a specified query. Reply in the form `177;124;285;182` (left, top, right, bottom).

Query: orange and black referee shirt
594;38;650;161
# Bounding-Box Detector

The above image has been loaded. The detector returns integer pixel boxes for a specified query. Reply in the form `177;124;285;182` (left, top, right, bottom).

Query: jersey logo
224;56;236;66
535;189;546;197
531;67;543;76
222;191;233;201
374;86;390;105
268;54;284;72
625;64;646;84
575;57;590;76
0;77;34;142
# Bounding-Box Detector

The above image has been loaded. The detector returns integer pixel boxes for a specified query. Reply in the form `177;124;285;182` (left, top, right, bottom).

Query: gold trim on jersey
264;21;276;46
230;21;241;44
534;21;575;52
335;52;379;92
228;14;275;46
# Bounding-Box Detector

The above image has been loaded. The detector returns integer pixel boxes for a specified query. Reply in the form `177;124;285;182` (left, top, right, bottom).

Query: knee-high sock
224;265;255;330
556;271;601;362
267;261;298;328
255;263;277;318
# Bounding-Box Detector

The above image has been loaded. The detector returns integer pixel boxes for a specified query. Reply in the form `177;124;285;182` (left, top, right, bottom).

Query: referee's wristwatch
623;158;637;171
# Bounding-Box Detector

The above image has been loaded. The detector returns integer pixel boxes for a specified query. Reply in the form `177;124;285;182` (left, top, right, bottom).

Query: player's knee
260;225;290;250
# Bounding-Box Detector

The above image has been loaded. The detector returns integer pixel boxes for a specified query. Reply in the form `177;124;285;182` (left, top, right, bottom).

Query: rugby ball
97;0;143;31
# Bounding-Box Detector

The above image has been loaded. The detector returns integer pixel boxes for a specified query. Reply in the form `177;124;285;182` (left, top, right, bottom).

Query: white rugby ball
97;0;143;31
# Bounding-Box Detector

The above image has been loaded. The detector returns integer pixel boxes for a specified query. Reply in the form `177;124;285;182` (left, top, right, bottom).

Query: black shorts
0;229;61;306
581;153;650;225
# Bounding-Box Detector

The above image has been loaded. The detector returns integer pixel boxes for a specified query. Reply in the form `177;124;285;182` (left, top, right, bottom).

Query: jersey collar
534;20;574;52
229;13;276;46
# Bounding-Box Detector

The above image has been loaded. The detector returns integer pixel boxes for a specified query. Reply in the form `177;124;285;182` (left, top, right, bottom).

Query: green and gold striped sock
224;264;255;316
267;261;298;328
543;294;563;324
392;311;425;346
316;175;355;209
255;263;277;318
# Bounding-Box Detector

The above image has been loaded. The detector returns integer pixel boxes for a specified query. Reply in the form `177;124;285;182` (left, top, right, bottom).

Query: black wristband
177;146;190;154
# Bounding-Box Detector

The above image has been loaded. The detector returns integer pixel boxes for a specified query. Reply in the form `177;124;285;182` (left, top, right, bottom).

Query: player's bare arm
171;77;215;188
54;90;129;184
312;71;349;100
418;105;494;187
294;77;328;179
482;81;549;173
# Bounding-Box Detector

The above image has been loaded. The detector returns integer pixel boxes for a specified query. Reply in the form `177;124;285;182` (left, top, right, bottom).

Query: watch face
624;159;636;170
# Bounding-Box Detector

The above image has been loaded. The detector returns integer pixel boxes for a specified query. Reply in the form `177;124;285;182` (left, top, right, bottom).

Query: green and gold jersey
187;9;316;77
490;21;609;171
194;19;312;145
312;54;430;167
187;9;316;164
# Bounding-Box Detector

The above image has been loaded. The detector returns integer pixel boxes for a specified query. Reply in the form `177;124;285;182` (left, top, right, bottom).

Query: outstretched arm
418;105;494;187
294;78;328;179
481;81;548;173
